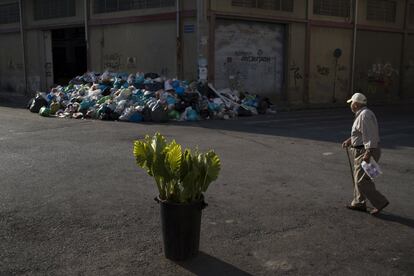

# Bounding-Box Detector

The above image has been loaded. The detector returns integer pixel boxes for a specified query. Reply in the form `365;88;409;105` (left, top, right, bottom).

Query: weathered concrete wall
286;23;306;104
213;19;285;102
402;34;414;99
1;0;412;106
89;21;177;77
354;31;402;103
0;32;24;93
309;27;352;104
24;30;44;93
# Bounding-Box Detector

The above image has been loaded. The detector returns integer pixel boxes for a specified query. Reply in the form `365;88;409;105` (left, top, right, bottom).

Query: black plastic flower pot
155;196;207;261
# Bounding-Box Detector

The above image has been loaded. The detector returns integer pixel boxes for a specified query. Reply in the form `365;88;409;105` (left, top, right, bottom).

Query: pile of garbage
28;71;275;123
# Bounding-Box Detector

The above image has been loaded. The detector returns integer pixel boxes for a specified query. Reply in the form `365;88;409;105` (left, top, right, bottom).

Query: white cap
346;93;367;104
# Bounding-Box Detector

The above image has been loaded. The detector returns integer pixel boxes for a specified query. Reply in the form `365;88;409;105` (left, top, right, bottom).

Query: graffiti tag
317;65;330;76
103;53;122;70
290;61;303;88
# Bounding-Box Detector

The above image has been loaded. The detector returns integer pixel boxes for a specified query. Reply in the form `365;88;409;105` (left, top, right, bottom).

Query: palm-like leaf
165;141;182;177
202;151;221;192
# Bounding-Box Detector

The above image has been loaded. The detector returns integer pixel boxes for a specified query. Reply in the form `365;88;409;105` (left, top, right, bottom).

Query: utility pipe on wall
176;0;181;79
176;0;180;38
18;0;28;95
84;0;90;71
350;0;358;95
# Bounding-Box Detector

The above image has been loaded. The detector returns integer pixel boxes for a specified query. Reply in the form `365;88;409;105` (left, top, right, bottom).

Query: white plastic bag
361;159;383;179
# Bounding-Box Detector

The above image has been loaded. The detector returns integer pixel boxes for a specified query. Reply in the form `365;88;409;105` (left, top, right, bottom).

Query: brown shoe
346;205;367;212
370;202;389;215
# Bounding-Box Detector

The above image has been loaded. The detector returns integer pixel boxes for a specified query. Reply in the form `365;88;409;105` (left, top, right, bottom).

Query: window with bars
0;2;19;24
94;0;175;13
34;0;76;20
231;0;294;12
366;0;396;22
313;0;350;17
408;4;414;25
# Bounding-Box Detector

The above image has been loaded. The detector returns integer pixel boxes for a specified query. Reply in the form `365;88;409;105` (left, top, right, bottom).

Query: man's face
350;101;359;113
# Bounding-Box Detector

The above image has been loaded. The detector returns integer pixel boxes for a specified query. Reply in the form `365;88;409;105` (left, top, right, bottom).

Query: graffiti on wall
103;53;122;70
317;65;330;76
367;63;398;84
366;62;398;94
289;60;303;88
7;59;23;71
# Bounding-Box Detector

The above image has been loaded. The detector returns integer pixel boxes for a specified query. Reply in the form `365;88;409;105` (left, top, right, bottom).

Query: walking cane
345;147;355;187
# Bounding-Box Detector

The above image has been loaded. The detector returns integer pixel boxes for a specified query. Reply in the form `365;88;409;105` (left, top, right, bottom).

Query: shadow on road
2;98;414;149
375;213;414;228
177;251;253;276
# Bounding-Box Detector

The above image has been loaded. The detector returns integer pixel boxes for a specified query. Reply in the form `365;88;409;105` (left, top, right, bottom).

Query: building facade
0;0;413;106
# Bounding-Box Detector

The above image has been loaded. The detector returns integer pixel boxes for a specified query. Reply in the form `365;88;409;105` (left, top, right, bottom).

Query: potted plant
133;133;221;261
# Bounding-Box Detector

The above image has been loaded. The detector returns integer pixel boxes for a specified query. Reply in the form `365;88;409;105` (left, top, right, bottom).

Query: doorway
51;27;86;85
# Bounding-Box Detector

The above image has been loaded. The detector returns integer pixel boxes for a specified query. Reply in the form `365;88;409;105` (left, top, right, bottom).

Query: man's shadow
375;212;414;228
176;251;253;276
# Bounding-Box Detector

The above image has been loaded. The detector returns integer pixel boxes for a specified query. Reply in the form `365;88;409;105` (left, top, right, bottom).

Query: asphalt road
1;104;413;275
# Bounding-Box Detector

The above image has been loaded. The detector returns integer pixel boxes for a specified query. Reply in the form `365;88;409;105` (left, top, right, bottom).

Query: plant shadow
176;251;253;276
375;212;414;228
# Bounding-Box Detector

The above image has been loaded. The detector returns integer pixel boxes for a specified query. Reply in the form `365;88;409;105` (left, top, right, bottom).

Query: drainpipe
350;0;358;95
399;0;409;100
197;0;208;83
176;0;181;79
18;0;28;95
303;0;311;104
84;0;90;71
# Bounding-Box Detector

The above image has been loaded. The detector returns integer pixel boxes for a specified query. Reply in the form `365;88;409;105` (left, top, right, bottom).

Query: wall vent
313;0;350;17
0;2;19;24
367;0;396;22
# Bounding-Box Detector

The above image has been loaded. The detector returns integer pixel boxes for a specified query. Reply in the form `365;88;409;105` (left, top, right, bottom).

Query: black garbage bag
142;106;152;122
29;94;48;113
145;82;163;92
175;101;186;113
151;104;169;123
257;97;271;114
144;72;160;79
110;111;120;121
180;92;199;103
237;105;252;116
26;98;34;109
101;86;111;96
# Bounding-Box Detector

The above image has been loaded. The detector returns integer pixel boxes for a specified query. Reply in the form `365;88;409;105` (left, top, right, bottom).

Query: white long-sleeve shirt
351;107;380;149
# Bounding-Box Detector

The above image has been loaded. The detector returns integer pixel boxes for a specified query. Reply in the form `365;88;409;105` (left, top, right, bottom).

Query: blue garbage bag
129;112;143;123
186;109;199;121
79;99;94;111
175;87;185;96
172;80;180;88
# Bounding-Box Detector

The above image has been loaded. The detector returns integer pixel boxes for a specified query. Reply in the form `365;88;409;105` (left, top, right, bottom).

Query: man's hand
342;138;351;148
363;150;371;163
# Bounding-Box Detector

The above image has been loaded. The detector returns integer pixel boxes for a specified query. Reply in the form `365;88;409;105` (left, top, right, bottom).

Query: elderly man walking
342;93;389;215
